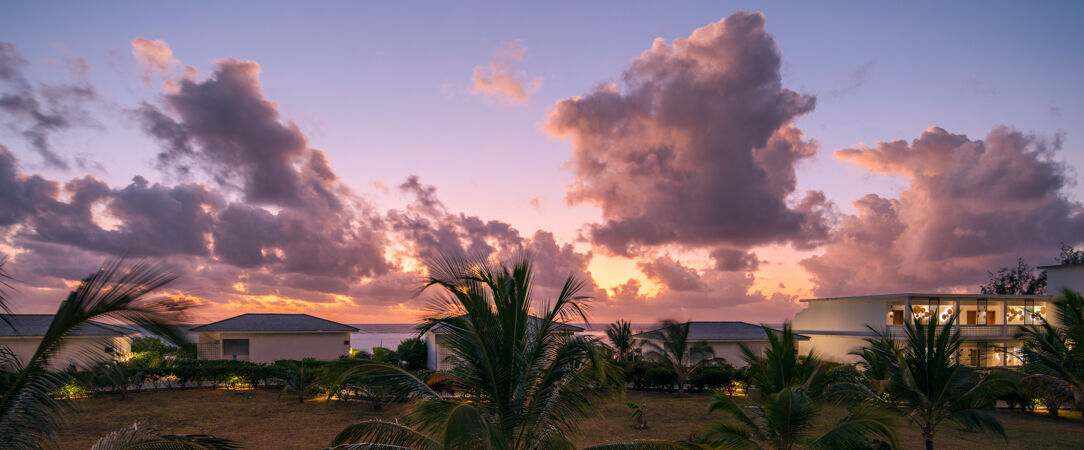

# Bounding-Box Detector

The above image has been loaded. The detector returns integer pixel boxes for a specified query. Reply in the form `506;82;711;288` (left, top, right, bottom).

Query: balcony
884;324;1025;339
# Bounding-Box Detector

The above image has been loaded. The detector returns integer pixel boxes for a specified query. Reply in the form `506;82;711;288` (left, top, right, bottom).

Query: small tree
641;320;714;395
606;320;634;361
395;338;427;370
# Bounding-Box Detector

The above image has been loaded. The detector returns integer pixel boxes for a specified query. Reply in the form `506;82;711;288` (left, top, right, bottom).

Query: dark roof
0;314;137;337
428;315;585;334
1037;263;1084;270
188;314;359;333
632;321;808;342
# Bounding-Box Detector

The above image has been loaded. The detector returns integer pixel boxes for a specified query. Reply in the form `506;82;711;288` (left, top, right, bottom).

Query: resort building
423;317;584;371
0;314;136;370
793;263;1084;367
632;321;807;367
191;313;357;363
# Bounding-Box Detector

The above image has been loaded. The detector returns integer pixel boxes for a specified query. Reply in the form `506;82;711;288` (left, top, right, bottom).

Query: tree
606;320;634;361
703;324;895;449
0;258;196;448
640;320;714;395
1015;288;1084;422
330;253;630;449
396;338;428;370
279;359;317;404
836;314;1012;450
1056;243;1084;265
980;258;1046;295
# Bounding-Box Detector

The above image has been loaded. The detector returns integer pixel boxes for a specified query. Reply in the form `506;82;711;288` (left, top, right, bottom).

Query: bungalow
632;321;807;367
190;313;358;363
0;314;136;370
423;317;584;371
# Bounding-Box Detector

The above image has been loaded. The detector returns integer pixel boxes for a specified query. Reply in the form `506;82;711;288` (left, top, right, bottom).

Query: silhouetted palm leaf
0;258;194;448
332;252;626;449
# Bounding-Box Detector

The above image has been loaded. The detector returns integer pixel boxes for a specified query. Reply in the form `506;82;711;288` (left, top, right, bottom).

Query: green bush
371;347;398;364
396;338;427;370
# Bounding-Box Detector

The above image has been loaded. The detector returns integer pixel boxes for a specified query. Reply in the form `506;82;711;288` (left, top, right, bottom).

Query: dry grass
55;389;1084;449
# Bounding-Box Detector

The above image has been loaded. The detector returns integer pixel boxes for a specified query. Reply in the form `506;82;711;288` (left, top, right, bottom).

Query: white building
793;263;1084;367
0;314;136;370
191;313;357;363
632;321;807;368
423;317;583;371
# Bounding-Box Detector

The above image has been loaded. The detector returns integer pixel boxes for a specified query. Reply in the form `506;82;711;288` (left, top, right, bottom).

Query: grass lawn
55;389;1084;449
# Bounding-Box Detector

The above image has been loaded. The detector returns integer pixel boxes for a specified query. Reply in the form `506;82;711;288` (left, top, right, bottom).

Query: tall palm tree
836;314;1012;450
1015;288;1084;422
0;258;197;448
703;324;895;449
640;320;714;395
605;319;634;361
330;253;628;449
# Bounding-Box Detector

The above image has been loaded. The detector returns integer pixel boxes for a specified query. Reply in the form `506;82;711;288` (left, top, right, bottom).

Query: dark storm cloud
0;42;98;169
709;247;760;272
802;126;1084;296
545;12;829;256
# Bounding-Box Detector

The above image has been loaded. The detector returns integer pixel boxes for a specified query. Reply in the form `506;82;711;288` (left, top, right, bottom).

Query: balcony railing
884;325;1026;339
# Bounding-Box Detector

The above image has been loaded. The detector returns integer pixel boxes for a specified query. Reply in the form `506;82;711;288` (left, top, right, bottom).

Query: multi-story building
793;263;1084;368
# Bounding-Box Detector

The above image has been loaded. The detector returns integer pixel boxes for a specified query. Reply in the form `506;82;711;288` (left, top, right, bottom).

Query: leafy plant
0;258;196;448
640;320;714;395
1015;288;1084;422
626;402;647;429
396;338;428;370
92;421;239;450
607;320;635;361
836;314;1013;450
330;253;627;449
703;323;895;449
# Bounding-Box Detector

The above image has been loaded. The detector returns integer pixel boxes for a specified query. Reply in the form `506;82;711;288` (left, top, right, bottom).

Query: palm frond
330;420;440;449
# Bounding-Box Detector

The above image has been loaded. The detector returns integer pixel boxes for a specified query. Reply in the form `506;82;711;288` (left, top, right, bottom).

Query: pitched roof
188;313;358;333
0;314;137;337
632;321;808;342
427;315;585;334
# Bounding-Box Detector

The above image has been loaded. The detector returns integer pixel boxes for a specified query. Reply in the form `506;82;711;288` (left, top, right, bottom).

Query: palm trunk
922;428;934;450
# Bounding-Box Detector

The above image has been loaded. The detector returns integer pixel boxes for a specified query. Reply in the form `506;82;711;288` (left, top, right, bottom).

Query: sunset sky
2;2;1083;325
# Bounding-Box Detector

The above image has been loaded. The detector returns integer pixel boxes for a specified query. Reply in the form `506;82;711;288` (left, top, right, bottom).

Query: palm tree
703;324;895;449
640;320;714;395
1015;288;1084;422
606;320;634;361
848;327;904;400
837;314;1012;450
330;253;631;449
0;258;197;448
280;358;317;404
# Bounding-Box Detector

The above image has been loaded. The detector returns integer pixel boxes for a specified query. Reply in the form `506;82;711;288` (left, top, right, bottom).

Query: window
222;339;250;358
886;303;905;325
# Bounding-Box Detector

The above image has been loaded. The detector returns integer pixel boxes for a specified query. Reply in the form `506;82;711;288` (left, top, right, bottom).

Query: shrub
396;338;427;370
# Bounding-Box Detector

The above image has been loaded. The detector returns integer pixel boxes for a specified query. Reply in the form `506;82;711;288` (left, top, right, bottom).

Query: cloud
471;40;541;105
0;42;98;169
131;38;179;83
545;12;829;256
802;126;1084;296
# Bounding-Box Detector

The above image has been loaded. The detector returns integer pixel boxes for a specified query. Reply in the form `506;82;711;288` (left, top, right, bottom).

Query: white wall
202;332;351;363
0;335;130;370
797;335;868;364
1047;265;1084;295
793;298;895;333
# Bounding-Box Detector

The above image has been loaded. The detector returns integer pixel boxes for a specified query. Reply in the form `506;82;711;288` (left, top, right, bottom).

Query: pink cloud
471;40;541;105
131;38;178;83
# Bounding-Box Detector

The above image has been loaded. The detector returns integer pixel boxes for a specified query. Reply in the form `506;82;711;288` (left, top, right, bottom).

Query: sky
1;1;1083;325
